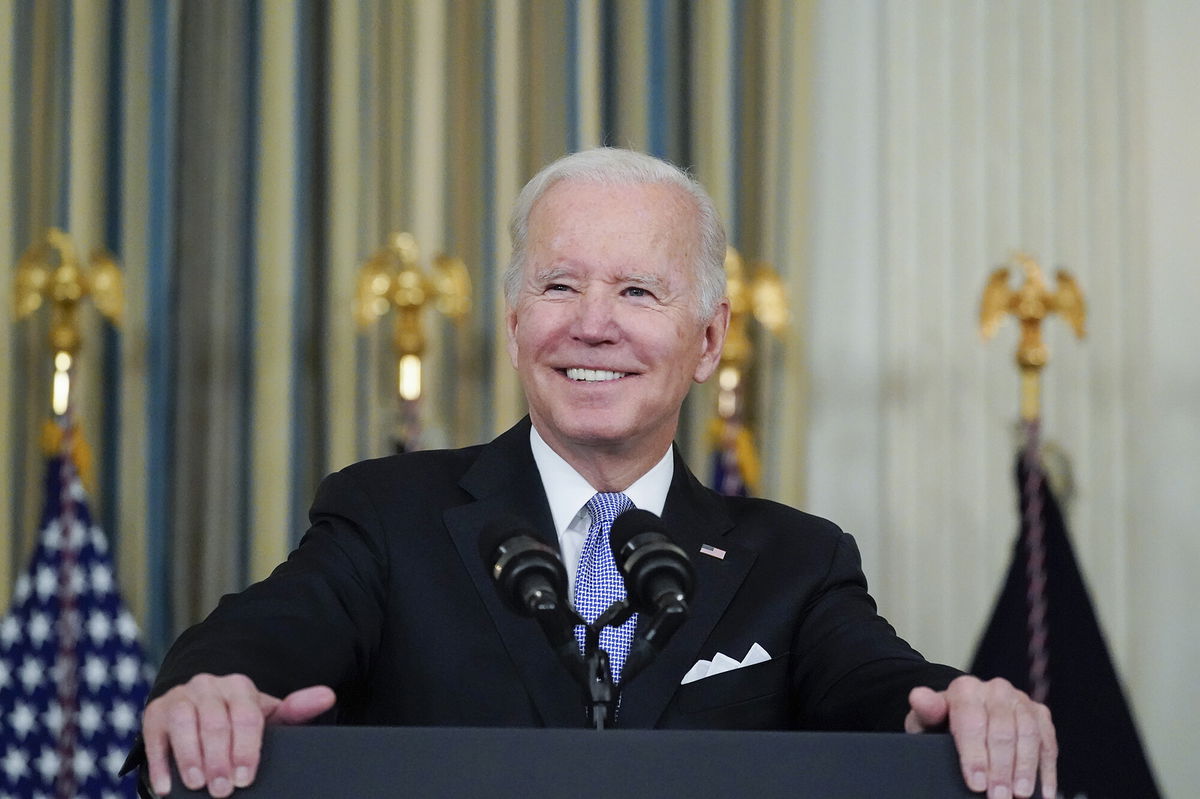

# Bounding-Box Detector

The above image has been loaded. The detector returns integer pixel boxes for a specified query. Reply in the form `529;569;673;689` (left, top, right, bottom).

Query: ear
692;298;731;384
505;305;520;369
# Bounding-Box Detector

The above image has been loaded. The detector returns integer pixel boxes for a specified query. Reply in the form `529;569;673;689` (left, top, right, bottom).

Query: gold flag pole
14;228;123;467
979;252;1086;421
978;252;1087;706
708;246;789;495
355;232;471;451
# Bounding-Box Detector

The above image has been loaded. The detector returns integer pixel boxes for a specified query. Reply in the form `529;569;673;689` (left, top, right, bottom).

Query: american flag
0;433;151;798
709;417;755;498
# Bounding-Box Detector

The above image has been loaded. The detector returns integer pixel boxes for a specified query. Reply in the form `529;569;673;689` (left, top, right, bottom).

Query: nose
572;290;620;344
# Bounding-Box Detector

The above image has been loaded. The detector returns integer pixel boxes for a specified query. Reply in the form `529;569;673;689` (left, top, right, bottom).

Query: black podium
159;726;976;798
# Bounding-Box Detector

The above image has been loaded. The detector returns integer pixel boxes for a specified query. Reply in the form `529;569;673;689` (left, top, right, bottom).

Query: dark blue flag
972;442;1160;799
0;438;151;798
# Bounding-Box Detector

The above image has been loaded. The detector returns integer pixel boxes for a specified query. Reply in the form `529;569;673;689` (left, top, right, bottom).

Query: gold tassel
41;419;96;495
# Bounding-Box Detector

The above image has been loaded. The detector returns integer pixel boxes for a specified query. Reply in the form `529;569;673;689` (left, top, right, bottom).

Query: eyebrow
616;272;670;294
531;266;575;284
529;266;671;295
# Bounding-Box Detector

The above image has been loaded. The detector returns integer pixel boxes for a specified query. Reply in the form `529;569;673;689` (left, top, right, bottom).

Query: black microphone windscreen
609;508;667;556
478;516;539;567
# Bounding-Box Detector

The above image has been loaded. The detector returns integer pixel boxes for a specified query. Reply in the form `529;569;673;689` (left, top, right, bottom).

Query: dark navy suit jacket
150;418;959;731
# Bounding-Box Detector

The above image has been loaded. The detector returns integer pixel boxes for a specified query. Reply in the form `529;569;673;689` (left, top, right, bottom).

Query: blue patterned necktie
574;492;636;684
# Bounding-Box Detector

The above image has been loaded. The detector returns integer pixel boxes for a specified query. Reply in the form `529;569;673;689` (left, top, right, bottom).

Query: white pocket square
681;643;771;685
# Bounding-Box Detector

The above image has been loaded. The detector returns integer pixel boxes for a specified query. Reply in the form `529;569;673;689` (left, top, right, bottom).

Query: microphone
479;518;599;716
478;517;569;616
609;509;695;613
609;509;695;684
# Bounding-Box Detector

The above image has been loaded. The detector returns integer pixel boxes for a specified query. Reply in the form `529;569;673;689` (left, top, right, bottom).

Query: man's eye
624;286;650;298
546;284;571;293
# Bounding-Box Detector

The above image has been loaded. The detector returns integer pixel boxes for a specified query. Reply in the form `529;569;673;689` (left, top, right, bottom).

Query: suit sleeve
790;531;961;731
147;467;390;707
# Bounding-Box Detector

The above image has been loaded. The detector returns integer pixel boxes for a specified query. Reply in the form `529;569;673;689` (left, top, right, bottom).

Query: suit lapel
443;419;585;727
617;451;756;728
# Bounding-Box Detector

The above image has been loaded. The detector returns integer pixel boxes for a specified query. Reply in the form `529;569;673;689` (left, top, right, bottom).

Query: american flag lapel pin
699;543;726;560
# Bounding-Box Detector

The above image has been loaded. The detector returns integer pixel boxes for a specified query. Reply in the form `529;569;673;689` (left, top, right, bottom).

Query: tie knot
586;492;633;529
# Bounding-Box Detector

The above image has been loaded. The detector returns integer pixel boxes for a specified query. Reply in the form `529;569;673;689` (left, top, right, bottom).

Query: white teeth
566;368;627;382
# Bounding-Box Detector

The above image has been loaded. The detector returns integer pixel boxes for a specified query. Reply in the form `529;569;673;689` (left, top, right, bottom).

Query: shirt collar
529;424;674;536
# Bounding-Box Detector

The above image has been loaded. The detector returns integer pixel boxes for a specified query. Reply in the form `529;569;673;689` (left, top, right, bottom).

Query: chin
554;416;641;448
564;426;634;447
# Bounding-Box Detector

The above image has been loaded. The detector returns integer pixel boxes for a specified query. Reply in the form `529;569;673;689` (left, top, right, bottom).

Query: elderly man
139;148;1056;799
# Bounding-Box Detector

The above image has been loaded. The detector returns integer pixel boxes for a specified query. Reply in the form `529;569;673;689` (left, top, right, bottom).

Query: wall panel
809;1;1194;793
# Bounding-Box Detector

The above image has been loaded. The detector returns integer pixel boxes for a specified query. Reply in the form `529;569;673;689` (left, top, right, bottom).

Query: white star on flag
87;611;112;646
83;656;110;691
42;703;64;737
35;749;59;784
18;658;43;693
8;703;36;739
108;703;137;738
91;565;113;595
34;567;56;601
73;747;96;781
27;614;52;648
0;618;20;648
114;658;139;691
114;613;137;644
1;746;29;782
79;702;103;738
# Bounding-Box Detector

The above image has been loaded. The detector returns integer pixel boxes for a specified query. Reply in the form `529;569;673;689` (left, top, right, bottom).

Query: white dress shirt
528;425;673;601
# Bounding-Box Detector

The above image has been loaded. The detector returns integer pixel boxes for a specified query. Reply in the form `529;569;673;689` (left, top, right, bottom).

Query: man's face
506;179;728;462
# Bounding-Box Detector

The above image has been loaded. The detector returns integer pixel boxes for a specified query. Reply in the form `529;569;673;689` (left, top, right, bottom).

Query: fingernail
186;767;204;788
153;776;171;796
210;776;232;797
1015;778;1033;797
234;766;251;787
989;786;1011;799
970;771;988;792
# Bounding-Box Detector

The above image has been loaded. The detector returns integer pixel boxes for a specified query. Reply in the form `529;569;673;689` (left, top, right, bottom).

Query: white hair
505;148;727;319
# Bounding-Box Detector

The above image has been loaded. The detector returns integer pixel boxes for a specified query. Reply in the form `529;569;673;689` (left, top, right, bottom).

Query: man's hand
141;673;336;798
906;675;1056;799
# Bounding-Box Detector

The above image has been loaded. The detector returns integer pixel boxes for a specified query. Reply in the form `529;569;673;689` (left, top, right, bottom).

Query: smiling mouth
564;368;628;382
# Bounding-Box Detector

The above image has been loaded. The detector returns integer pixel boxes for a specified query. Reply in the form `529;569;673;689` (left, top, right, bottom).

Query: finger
946;684;990;794
222;675;267;789
141;702;176;797
161;692;207;793
1037;705;1058;799
905;686;948;732
266;685;337;725
1011;701;1042;798
191;676;237;798
984;690;1017;799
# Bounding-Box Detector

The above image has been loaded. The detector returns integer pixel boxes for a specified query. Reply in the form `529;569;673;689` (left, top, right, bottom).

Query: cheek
512;313;560;363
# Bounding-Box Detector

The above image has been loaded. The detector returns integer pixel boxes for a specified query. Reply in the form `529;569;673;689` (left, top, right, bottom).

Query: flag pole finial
14;227;124;418
354;232;471;452
979;252;1086;420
